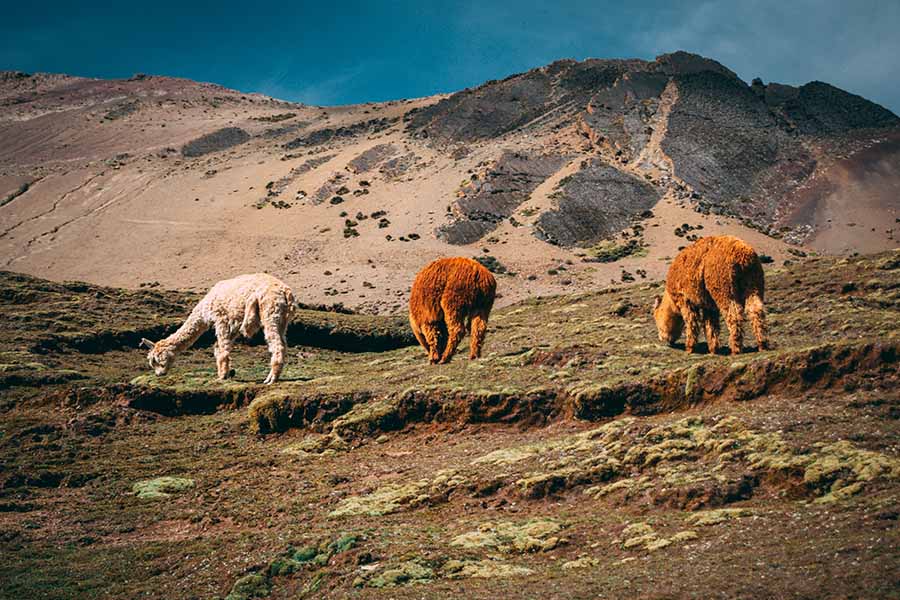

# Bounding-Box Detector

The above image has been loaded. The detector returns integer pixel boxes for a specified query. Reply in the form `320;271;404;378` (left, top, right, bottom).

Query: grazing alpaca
141;273;295;384
409;257;497;364
653;235;769;355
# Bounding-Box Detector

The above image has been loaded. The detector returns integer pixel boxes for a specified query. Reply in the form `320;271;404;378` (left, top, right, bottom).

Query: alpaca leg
703;310;720;355
409;315;430;357
213;322;234;379
262;320;286;385
419;322;444;364
215;338;233;379
725;301;745;355
680;305;702;354
745;294;770;350
240;298;261;339
439;311;466;364
469;310;489;360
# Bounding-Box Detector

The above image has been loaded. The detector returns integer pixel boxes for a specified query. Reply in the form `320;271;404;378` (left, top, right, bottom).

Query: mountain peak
651;51;739;79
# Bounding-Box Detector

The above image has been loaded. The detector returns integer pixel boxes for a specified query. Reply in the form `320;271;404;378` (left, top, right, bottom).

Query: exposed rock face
380;152;419;180
661;71;817;221
534;159;660;247
437;151;569;245
410;50;899;240
580;71;669;162
283;117;397;149
407;59;647;143
181;127;250;157
406;52;739;145
347;144;398;173
650;51;740;79
762;80;900;135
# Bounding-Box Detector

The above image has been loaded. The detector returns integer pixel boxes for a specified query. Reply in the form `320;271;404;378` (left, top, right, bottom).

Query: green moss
225;574;270;600
326;534;358;554
561;556;600;569
684;364;700;399
815;481;864;504
443;559;534;579
671;530;699;542
585;476;650;498
329;468;467;517
622;522;654;537
623;533;658;549
686;508;753;526
292;546;320;562
329;479;432;517
368;561;434;588
267;557;301;577
132;476;194;500
281;434;348;457
330;397;399;438
469;414;900;505
450;519;563;552
645;537;672;551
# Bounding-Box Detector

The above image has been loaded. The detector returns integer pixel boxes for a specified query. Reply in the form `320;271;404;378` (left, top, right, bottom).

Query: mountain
2;53;899;599
0;52;898;312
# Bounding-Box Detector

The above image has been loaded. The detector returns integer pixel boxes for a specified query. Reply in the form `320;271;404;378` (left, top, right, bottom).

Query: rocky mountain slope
0;52;897;313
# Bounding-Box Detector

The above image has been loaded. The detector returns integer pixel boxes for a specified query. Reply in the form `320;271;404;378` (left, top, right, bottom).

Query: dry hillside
1;53;898;313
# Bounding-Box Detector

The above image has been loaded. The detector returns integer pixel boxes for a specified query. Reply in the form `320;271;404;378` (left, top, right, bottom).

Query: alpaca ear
140;338;155;350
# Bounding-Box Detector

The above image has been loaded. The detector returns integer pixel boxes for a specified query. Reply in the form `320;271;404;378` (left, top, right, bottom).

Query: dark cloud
633;0;900;113
0;0;897;111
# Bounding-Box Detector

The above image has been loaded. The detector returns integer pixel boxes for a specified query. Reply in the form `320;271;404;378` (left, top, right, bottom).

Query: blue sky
2;1;898;112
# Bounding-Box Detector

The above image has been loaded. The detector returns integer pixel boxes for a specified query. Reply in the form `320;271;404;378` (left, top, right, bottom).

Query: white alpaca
141;274;295;385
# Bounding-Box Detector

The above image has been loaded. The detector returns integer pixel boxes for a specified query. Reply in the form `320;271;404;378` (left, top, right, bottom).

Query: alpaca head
653;292;683;346
141;338;175;375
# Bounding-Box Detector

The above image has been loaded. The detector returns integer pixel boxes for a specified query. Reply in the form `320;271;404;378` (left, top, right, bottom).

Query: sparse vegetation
583;239;647;263
474;255;513;275
0;251;898;599
1;181;30;207
250;112;296;123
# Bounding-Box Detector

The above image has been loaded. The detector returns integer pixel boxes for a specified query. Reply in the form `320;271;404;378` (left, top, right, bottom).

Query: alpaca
409;257;497;364
653;235;769;354
141;273;295;384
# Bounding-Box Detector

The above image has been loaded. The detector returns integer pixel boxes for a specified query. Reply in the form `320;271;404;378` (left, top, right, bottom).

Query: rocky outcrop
407;59;646;143
579;72;669;162
437;151;569;244
283;117;397;149
661;71;817;222
181;127;250;157
761;80;900;135
533;159;660;246
411;51;899;238
347;144;398;173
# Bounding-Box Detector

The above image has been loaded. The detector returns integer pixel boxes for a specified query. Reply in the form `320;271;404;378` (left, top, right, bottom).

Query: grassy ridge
0;251;898;599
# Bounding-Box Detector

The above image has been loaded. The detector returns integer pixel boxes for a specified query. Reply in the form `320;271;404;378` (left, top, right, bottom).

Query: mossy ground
1;251;899;598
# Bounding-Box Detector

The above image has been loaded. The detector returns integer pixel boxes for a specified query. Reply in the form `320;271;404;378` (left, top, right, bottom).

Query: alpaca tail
745;291;769;350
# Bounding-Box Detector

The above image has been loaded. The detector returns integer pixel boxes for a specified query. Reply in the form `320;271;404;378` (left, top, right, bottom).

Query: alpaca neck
163;310;209;353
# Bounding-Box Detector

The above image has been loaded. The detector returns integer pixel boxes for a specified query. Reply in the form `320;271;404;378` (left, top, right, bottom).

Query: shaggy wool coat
409;257;497;364
143;273;295;384
654;235;769;354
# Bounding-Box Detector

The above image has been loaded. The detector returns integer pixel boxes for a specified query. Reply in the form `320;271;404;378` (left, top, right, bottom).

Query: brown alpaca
653;235;769;354
409;257;497;364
